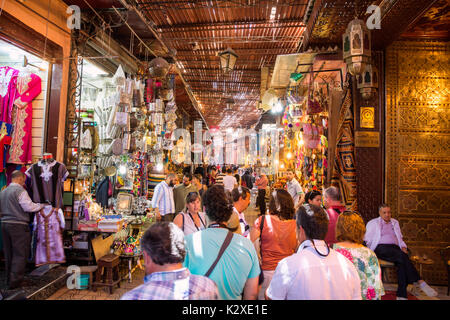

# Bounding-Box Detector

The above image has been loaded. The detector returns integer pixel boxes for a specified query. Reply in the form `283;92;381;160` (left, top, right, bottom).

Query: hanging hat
104;166;117;177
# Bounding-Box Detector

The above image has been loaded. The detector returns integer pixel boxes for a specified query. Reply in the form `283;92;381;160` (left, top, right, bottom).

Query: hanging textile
331;81;357;210
25;159;69;208
0;121;12;172
34;206;65;266
0;66;19;123
7;70;42;164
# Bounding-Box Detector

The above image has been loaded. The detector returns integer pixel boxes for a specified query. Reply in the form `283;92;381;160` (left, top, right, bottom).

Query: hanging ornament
356;63;379;99
342;18;371;76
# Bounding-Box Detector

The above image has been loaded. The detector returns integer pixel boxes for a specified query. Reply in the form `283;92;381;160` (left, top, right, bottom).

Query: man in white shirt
266;203;361;300
222;168;237;192
365;204;437;299
285;170;304;208
151;173;176;222
0;171;45;289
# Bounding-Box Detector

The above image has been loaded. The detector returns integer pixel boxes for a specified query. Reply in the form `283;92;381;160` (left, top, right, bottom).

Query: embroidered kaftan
7;70;42;164
33;206;65;266
25;160;69;209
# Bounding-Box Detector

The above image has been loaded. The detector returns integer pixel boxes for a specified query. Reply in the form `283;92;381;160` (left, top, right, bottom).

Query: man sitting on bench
364;204;437;300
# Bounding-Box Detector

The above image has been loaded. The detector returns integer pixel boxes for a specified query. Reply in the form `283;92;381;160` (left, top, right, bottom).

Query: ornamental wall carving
386;40;450;285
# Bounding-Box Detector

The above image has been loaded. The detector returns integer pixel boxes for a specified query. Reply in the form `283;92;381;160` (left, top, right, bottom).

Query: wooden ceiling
134;0;309;129
66;0;448;129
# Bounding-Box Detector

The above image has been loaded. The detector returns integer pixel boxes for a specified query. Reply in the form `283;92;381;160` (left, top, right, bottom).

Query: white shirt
12;183;44;213
151;181;175;215
286;178;303;206
178;211;207;236
233;207;249;238
266;239;361;300
223;175;237;192
364;217;407;251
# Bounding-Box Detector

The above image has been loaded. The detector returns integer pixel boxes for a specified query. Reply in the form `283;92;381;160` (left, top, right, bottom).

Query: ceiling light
218;47;238;73
270;6;276;20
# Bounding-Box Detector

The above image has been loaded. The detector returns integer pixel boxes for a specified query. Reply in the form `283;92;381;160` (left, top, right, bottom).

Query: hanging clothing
0;66;19;123
25;160;69;209
7;71;41;164
96;176;111;208
33;206;65;266
0;122;12;172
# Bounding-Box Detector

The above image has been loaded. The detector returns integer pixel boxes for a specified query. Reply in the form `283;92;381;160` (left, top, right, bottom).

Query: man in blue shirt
184;185;260;300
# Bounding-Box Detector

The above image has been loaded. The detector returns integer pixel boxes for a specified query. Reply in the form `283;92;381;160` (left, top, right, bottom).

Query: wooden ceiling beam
156;19;306;31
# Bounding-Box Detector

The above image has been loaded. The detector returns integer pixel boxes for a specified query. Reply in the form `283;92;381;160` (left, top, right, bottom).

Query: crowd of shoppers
126;166;439;300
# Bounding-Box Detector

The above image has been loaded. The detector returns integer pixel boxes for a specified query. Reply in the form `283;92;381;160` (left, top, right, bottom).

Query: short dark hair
193;174;202;183
378;203;390;212
231;186;250;202
226;168;232;174
324;186;341;201
183;173;192;181
305;190;322;203
141;222;185;265
11;170;25;180
269;189;295;220
296;204;329;240
203;184;233;223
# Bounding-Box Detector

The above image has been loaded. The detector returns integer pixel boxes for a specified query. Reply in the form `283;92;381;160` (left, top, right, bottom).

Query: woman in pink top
250;189;297;300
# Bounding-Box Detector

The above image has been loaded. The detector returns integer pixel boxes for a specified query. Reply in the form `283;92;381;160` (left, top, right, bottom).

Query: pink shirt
255;176;268;189
378;220;398;246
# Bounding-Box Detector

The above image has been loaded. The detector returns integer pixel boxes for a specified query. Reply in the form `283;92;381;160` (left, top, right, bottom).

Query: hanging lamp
218;48;238;73
342;18;371;76
356;63;378;99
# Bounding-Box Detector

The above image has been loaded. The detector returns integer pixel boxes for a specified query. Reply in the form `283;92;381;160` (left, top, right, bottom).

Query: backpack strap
205;231;233;278
182;213;185;231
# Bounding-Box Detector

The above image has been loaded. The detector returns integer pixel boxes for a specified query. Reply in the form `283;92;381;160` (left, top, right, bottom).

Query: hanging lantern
148;57;169;78
342;18;371;76
218;47;238;73
356;64;379;99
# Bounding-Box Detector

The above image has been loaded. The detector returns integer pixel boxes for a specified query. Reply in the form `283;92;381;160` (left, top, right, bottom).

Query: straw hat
104;166;117;177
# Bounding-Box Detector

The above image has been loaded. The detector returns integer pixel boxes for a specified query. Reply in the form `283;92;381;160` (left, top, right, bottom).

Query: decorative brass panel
386;40;450;285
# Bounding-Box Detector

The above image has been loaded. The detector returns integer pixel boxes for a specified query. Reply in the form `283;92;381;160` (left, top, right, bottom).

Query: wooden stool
92;254;121;294
79;266;98;290
379;259;396;283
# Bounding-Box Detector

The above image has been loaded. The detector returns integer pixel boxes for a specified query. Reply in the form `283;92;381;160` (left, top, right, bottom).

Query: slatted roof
134;0;309;129
66;0;447;129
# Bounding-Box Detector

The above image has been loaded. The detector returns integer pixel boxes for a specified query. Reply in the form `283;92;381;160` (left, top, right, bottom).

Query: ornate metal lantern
342;18;371;76
218;47;238;73
356;64;379;99
148;57;169;78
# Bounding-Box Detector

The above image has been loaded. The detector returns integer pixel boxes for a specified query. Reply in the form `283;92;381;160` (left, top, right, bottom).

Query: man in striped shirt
151;173;176;222
215;167;226;185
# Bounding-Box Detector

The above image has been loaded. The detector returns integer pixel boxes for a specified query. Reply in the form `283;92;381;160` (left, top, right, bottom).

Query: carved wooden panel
355;51;384;224
386;40;450;285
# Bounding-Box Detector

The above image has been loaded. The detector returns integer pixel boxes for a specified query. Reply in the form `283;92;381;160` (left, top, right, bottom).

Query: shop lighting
156;163;164;172
286;152;293;159
119;165;127;175
269;7;276;20
280;163;285;169
218;47;238;73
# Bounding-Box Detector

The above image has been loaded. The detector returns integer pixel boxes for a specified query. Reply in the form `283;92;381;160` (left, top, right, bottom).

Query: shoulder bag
204;231;234;278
